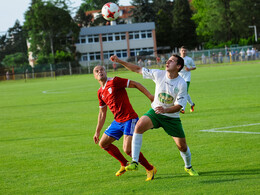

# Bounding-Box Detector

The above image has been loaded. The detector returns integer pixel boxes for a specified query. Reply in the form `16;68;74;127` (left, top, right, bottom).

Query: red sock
103;144;128;166
139;152;153;171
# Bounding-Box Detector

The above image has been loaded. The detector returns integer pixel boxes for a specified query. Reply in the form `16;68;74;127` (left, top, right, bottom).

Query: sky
0;0;131;34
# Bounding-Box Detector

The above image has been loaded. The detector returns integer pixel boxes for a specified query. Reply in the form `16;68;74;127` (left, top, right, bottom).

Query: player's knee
178;145;187;152
99;141;108;149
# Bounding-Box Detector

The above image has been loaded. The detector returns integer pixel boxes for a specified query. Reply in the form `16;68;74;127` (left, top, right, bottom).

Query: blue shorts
104;117;139;140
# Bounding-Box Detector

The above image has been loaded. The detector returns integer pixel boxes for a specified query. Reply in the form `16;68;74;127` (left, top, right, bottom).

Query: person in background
179;46;196;114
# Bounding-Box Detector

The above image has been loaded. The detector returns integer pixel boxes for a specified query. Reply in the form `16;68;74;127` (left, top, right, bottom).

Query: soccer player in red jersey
93;65;156;181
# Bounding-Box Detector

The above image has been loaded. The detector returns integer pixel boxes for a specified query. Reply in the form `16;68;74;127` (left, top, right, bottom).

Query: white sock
187;94;194;106
180;146;192;168
132;133;143;162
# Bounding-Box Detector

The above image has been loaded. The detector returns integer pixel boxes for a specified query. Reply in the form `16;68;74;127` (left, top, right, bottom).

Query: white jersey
142;68;187;118
179;56;196;82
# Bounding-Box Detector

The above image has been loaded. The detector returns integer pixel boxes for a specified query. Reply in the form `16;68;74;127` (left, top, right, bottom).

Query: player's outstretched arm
129;80;154;102
110;55;142;75
93;106;107;144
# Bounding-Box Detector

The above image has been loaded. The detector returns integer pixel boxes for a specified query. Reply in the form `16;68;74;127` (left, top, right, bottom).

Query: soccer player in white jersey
179;46;196;114
110;54;199;181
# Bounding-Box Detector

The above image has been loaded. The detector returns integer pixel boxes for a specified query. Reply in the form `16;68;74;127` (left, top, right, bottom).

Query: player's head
168;54;184;72
93;65;107;81
179;46;187;57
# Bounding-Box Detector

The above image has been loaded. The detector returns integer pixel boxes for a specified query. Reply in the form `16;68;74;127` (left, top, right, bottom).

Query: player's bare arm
154;105;182;114
110;55;142;75
93;106;107;144
128;80;154;102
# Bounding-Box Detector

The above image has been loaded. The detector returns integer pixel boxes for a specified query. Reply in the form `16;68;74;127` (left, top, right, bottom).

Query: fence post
88;61;90;74
69;62;72;75
50;64;53;77
32;68;35;79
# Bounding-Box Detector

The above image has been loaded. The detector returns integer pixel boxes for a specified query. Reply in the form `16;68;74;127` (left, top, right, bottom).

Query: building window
80;37;86;43
147;30;152;38
115;33;126;41
81;52;101;61
103;51;115;60
87;35;99;43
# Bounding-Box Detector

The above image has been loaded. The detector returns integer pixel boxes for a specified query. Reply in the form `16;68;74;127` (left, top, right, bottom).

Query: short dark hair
172;54;184;72
180;46;186;50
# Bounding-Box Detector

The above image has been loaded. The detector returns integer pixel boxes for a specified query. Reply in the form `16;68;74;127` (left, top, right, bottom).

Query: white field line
42;90;68;94
200;123;260;134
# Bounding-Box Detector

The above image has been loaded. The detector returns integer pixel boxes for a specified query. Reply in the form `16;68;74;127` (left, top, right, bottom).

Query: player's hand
154;106;165;114
185;67;190;71
93;132;100;144
110;55;118;62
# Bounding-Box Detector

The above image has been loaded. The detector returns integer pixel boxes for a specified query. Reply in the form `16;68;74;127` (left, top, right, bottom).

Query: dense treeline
0;0;259;69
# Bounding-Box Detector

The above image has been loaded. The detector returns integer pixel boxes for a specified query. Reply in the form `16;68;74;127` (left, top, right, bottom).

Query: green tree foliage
0;21;28;64
154;1;174;49
130;0;197;49
75;0;119;27
74;4;94;27
172;0;197;49
2;53;28;68
24;0;80;63
192;0;260;45
130;0;156;23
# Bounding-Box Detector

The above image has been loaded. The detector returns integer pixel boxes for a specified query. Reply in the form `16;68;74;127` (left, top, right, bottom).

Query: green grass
1;61;260;194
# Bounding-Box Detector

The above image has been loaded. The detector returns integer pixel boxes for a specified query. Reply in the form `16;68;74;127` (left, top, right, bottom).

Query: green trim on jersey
143;108;185;138
186;82;190;92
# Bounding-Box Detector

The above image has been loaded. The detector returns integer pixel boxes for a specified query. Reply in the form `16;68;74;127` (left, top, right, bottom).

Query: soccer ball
101;2;120;21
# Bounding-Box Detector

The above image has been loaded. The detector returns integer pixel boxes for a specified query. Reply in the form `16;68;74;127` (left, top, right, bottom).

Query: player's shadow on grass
198;169;260;176
139;168;260;181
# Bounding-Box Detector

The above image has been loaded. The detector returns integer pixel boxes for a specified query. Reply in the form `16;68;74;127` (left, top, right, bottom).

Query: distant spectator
147;59;151;66
231;50;235;62
229;51;233;62
144;59;148;67
161;56;165;65
156;56;160;65
247;48;251;60
240;49;245;61
235;51;239;61
218;52;223;63
226;50;230;62
251;48;256;60
201;53;206;64
255;49;259;59
138;59;143;67
6;71;9;80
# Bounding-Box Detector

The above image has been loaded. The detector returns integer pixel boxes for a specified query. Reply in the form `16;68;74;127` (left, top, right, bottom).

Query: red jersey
97;77;138;122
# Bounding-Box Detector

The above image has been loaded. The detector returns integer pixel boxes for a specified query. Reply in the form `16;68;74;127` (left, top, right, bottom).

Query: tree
2;53;28;68
24;0;80;63
0;21;28;63
130;0;156;23
75;0;120;27
154;0;174;50
172;0;197;49
74;4;94;27
192;0;260;46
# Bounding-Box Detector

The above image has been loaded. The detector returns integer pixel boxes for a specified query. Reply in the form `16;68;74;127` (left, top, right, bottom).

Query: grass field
1;61;260;194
